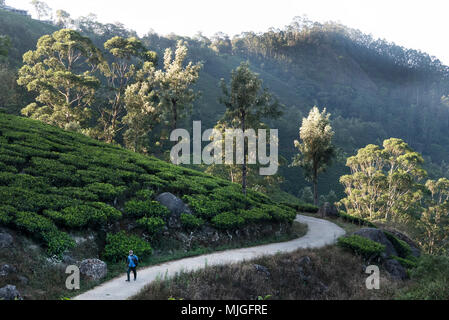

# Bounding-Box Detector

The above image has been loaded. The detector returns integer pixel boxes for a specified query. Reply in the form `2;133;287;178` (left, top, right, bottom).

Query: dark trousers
127;267;137;281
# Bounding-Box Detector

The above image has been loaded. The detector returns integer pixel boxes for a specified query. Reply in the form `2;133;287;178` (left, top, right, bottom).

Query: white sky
8;0;449;65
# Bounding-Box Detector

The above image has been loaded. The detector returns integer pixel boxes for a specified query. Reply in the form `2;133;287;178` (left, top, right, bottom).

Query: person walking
126;250;139;282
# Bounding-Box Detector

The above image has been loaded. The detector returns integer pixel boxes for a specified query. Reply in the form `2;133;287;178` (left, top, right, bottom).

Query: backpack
131;255;138;267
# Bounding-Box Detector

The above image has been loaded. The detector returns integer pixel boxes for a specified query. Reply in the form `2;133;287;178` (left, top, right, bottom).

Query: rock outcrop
155;192;192;229
79;259;107;281
0;285;22;300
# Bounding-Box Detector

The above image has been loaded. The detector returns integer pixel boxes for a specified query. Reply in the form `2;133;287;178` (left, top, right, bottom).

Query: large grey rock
156;192;192;229
79;259;107;281
318;202;339;218
353;228;397;258
384;259;408;280
0;264;16;277
0;285;22;300
0;232;13;248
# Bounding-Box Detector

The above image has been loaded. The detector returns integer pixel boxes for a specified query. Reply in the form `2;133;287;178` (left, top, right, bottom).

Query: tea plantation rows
0;112;299;259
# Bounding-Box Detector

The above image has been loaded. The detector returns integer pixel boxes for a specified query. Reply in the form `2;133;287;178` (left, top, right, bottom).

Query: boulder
79;259;107;281
156;192;192;229
0;285;22;300
384;259;408;280
0;232;13;248
353;228;397;258
0;264;16;277
318;202;339;218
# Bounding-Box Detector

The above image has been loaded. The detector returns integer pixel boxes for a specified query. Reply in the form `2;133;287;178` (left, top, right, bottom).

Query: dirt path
73;215;346;300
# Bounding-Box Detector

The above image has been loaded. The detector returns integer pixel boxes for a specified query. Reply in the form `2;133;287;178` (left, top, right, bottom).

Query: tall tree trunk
313;167;318;206
172;99;178;130
242;115;247;196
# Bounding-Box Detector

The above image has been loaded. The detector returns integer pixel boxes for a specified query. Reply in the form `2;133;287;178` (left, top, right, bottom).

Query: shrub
383;231;412;259
338;211;377;228
182;194;231;219
85;183;126;202
180;214;205;229
239;208;272;223
262;204;296;223
14;211;57;234
134;189;154;201
124;200;169;218
42;230;75;257
212;212;245;229
0;205;16;225
398;255;449;300
57;203;122;228
391;256;417;269
337;235;385;260
56;187;99;201
103;231;152;262
137;217;166;235
281;202;319;213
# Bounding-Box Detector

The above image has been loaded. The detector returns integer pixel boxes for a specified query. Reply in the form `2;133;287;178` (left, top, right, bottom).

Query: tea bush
212;212;245;229
180;213;205;229
103;231;153;262
337;235;386;260
124;200;170;218
137;217;166;235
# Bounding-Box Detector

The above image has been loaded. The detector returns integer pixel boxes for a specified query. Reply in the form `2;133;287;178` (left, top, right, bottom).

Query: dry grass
134;245;404;300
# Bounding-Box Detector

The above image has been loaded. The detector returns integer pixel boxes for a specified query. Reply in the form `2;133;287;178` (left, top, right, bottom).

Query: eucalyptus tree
155;40;202;131
93;36;157;143
291;107;335;205
123;61;160;153
338;138;426;222
219;62;282;195
18;29;104;131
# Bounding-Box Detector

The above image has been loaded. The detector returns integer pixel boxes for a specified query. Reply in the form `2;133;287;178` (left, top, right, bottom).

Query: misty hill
1;10;449;198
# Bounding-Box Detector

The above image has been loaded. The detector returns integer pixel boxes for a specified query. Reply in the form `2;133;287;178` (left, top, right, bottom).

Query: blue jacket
127;255;138;268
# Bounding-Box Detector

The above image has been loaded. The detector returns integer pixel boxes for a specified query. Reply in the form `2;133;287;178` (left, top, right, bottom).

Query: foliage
92;36;158;144
155;40;202;131
398;255;449;300
218;61;282;194
211;212;245;229
137;216;166;235
337;211;377;228
18;29;104;130
291;106;335;205
124;200;169;218
180;213;205;229
41;230;75;257
338;138;426;222
103;231;152;262
337;235;385;260
383;231;413;259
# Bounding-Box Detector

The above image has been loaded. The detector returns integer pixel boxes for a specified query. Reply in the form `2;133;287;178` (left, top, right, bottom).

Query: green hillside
0;111;298;258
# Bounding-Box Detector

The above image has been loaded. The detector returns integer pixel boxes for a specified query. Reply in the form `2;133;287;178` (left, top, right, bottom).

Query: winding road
73;215;346;300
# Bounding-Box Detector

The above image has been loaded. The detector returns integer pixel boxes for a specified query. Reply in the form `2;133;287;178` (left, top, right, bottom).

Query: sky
8;0;449;65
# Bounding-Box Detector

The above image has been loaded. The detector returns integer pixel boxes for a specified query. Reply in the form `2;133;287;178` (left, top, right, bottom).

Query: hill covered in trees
1;9;449;200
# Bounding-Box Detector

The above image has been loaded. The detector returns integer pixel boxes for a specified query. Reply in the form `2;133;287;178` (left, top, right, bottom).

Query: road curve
73;215;346;300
